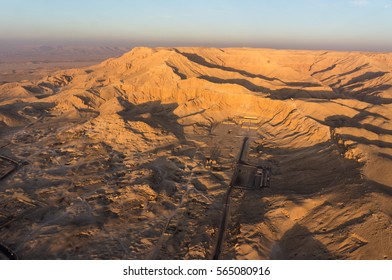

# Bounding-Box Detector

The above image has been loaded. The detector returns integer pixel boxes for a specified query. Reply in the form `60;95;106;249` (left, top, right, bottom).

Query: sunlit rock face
0;47;391;260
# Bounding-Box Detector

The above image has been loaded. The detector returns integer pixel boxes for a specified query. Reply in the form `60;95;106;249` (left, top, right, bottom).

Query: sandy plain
0;47;391;259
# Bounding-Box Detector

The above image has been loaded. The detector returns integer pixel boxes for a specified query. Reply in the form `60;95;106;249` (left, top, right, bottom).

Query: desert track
212;184;233;260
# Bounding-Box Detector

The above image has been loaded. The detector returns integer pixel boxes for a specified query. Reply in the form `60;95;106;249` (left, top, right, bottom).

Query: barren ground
0;47;391;259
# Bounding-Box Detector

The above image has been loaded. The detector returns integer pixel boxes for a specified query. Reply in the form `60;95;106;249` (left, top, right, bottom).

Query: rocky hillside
0;47;391;259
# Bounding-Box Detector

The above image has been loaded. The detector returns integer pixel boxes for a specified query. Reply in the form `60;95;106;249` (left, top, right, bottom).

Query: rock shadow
324;114;392;137
221;138;366;259
176;50;282;82
270;224;336;259
199;75;271;93
118;99;186;141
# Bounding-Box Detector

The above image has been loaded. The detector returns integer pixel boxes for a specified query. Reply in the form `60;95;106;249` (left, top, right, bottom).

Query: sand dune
0;47;391;259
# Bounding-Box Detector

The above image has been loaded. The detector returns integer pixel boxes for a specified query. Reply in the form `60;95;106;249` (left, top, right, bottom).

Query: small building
233;163;270;189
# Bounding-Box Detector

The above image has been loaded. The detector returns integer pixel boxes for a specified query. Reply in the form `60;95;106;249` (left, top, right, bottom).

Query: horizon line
0;38;391;54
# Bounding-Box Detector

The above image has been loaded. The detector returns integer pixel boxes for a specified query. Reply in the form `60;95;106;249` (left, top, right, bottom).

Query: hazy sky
0;0;391;51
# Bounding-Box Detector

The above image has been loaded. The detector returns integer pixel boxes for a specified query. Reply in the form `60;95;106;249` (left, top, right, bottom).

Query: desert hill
0;47;391;259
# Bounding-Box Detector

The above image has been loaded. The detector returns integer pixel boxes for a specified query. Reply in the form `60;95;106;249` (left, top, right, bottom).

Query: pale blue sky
0;0;391;51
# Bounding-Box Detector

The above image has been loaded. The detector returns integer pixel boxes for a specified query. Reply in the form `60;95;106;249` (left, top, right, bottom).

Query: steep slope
0;47;391;260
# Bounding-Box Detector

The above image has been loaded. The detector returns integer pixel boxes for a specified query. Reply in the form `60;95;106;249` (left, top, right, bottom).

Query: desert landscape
0;47;391;260
0;45;128;84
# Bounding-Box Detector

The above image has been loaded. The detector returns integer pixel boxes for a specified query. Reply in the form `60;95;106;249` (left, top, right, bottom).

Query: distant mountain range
0;45;130;62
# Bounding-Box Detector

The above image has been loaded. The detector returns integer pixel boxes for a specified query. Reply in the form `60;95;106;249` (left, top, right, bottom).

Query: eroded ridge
0;47;391;259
